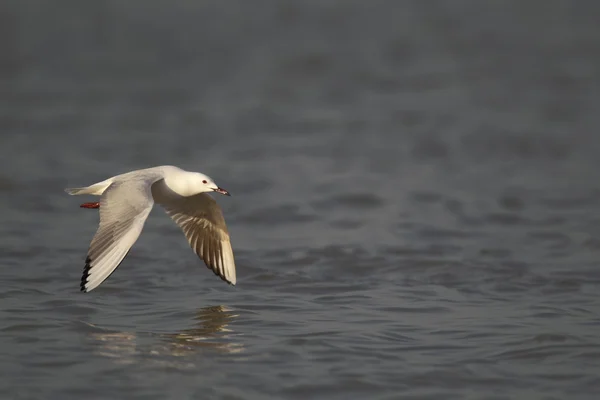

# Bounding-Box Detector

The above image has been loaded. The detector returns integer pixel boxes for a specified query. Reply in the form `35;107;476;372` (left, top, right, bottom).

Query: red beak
213;187;231;196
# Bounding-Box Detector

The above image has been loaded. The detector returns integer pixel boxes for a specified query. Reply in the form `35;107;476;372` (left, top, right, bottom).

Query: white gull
65;165;236;293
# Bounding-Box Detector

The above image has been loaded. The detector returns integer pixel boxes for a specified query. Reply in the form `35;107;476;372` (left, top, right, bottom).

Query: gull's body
65;165;236;293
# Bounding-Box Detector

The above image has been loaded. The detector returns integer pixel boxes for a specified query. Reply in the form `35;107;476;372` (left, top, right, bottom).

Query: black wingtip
81;256;92;293
207;263;235;286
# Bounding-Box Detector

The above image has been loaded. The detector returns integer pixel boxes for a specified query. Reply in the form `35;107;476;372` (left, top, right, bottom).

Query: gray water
1;1;600;399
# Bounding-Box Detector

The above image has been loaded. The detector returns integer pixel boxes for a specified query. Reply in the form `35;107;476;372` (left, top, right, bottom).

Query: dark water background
1;1;600;399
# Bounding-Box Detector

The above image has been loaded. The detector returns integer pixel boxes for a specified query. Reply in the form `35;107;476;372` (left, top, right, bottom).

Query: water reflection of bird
160;305;243;354
88;305;243;366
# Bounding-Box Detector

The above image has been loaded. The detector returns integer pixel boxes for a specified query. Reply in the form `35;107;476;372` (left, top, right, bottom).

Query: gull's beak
213;187;231;196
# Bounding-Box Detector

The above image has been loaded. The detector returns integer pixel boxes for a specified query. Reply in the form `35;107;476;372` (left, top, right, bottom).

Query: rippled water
1;1;600;399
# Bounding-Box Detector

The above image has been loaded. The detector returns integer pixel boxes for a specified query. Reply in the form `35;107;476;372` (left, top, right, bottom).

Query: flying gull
65;165;236;292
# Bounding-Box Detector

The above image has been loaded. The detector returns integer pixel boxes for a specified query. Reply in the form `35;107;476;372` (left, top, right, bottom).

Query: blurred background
1;1;600;399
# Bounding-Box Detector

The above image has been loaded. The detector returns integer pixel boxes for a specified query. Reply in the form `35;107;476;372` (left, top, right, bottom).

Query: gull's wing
158;193;236;285
81;178;157;292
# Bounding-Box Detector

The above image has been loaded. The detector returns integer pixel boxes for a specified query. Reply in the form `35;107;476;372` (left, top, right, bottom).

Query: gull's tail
65;187;88;195
65;179;113;196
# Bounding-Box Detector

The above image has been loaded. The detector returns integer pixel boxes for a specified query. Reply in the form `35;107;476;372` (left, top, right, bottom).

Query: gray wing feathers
81;179;156;292
160;193;236;285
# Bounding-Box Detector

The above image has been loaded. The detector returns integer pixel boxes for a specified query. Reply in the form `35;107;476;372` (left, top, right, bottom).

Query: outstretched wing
159;193;236;285
81;178;157;292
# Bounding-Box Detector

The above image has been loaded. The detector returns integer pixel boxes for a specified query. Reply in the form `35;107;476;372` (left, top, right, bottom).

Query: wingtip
211;268;236;286
224;274;236;286
80;256;92;293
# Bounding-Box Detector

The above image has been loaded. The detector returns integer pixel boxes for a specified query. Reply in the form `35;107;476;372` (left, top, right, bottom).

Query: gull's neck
162;167;201;197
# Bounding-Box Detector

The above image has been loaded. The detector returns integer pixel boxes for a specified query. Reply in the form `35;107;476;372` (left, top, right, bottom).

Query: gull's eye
202;180;208;184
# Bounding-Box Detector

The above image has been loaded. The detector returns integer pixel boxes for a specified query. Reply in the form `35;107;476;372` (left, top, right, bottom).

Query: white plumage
66;165;236;293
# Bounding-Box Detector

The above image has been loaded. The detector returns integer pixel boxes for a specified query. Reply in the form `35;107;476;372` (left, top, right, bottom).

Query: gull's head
195;173;230;196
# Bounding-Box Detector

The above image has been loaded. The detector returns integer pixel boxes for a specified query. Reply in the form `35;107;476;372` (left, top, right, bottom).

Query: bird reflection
159;305;243;354
88;305;243;366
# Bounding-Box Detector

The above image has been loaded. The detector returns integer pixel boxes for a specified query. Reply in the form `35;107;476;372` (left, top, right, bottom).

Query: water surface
1;1;600;399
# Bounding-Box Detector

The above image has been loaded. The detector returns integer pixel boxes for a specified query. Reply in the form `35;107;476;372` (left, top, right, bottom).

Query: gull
65;165;236;293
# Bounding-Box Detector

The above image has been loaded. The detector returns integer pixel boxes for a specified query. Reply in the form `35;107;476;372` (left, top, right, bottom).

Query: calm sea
1;1;600;399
